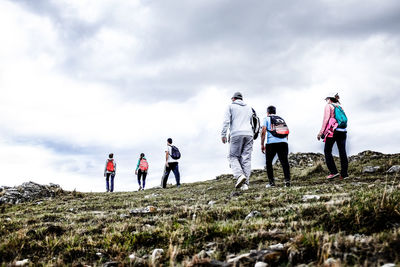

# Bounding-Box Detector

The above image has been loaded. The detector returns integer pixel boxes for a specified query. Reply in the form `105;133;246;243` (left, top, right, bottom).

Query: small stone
208;201;216;206
268;243;284;250
362;166;380;173
120;214;130;219
245;211;261;220
96;252;102;256
302;195;320;202
381;264;396;267
227;253;251;263
129;254;135;260
387;165;400;173
15;259;29;266
323;258;341;267
151;249;164;265
255;262;268;267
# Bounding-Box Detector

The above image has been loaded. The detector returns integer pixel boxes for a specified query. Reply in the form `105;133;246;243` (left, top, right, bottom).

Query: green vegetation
1;152;400;266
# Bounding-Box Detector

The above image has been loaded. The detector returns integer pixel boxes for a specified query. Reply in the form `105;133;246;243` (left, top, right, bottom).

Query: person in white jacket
221;92;254;190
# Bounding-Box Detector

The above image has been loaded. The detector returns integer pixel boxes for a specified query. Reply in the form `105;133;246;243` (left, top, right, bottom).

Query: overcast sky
0;0;399;192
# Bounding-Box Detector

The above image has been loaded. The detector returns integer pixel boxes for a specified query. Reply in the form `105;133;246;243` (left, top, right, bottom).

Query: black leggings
324;130;348;177
265;142;290;185
137;170;147;188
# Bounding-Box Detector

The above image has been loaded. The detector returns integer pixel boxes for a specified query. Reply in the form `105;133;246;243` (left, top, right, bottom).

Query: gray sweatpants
229;135;253;184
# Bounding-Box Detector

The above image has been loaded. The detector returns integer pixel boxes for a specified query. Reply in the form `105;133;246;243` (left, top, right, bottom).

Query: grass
0;152;400;266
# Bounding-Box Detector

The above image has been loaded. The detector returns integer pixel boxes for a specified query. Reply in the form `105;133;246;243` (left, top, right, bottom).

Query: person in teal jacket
135;153;148;191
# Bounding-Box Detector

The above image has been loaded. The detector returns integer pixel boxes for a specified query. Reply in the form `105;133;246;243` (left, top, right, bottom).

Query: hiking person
135;153;148;191
261;106;291;188
104;153;116;192
162;138;181;188
221;92;255;190
317;93;349;180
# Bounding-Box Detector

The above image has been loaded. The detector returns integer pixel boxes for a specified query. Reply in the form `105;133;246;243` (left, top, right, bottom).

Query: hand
165;162;169;168
135;170;138;175
317;133;322;141
222;137;227;144
261;145;265;154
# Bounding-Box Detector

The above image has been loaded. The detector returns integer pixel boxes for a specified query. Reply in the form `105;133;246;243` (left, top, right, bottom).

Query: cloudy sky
1;0;399;192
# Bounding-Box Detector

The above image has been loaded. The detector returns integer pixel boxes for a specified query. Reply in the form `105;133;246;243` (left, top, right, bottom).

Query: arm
318;104;332;139
165;151;169;167
104;161;107;177
221;106;231;143
113;162;116;174
261;126;267;154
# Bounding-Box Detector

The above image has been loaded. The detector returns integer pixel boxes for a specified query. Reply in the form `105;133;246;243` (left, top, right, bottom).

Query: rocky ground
0;150;399;266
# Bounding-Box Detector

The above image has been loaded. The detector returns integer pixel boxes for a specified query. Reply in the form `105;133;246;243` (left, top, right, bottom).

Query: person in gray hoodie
221;92;254;190
104;153;116;192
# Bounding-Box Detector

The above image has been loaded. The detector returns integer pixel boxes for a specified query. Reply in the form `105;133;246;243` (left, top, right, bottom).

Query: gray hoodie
221;100;253;138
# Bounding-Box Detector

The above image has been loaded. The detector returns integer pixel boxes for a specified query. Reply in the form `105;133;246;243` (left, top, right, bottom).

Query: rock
130;206;156;214
227;253;253;264
145;193;160;199
255;262;268;267
208;201;216;206
323;258;341;267
268;243;284;250
387;165;400;173
151;248;164;265
362;166;380;173
96;252;102;256
120;214;130;219
0;182;63;205
302;195;320;202
129;254;135;260
15;259;29;266
103;261;119;267
381;264;396;267
245;211;262;220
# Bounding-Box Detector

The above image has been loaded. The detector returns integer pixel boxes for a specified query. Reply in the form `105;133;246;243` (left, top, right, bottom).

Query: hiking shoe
235;175;247;189
265;184;275;188
326;173;340;180
240;184;249;191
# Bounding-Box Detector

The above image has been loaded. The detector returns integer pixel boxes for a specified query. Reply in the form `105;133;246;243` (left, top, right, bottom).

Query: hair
267;105;276;114
140;153;145;159
109;153;114;158
329;93;341;104
167;138;173;144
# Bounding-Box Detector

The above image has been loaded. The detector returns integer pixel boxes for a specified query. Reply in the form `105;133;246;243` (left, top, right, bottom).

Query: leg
162;165;172;188
336;131;349;177
324;137;338;174
229;136;245;179
171;163;181;186
142;171;147;188
240;136;254;185
276;142;291;184
105;173;110;192
265;143;278;185
110;173;115;192
137;170;142;187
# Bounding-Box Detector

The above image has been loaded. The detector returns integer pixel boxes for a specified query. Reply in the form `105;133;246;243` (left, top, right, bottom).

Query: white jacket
221;100;253;138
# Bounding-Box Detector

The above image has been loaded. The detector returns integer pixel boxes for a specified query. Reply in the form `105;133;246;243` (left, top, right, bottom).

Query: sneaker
340;175;349;180
235;175;247;189
265;184;275;188
138;186;142;191
285;182;291;187
240;184;249;191
326;173;339;180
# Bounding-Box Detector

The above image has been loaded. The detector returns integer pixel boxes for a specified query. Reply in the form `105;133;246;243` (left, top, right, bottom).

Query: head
108;153;114;159
267;105;276;115
140;153;145;159
167;138;173;145
231;92;243;102
325;93;340;104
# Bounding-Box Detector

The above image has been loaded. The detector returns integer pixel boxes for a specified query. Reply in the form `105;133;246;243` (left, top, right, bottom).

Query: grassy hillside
1;151;400;266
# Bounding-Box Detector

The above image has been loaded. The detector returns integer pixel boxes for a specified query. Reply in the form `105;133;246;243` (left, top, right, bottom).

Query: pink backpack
139;159;149;171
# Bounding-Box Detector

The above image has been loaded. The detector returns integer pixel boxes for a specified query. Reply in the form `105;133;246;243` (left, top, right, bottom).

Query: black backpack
170;146;181;160
267;115;289;138
251;108;261;140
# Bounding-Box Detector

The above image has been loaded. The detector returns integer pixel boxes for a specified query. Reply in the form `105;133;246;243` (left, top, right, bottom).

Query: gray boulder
387;165;400;173
362;166;380;173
